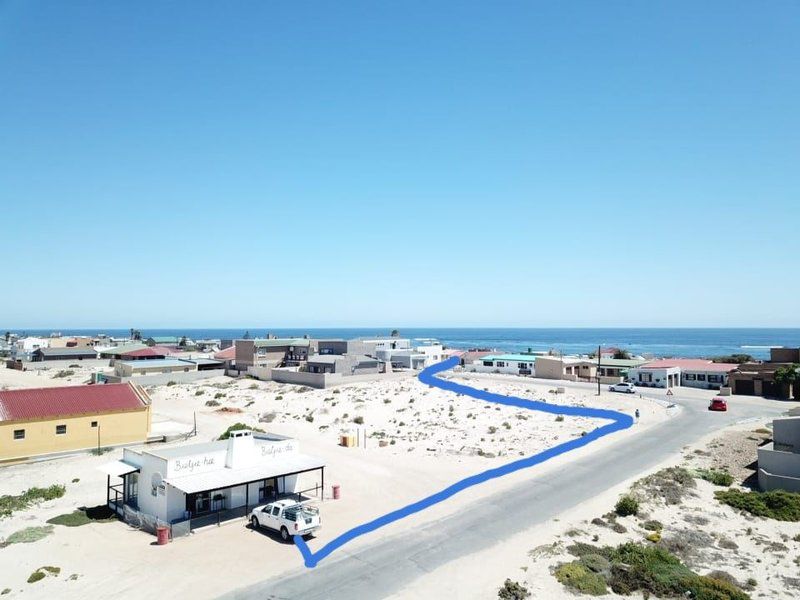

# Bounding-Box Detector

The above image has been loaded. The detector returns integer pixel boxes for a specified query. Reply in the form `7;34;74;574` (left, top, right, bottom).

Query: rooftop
638;359;739;372
481;354;538;362
249;338;311;348
0;383;149;422
34;347;97;356
118;359;196;369
121;346;170;358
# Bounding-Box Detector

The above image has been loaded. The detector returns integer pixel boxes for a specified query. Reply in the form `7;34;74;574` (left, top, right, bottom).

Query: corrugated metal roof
100;343;148;355
0;383;149;422
164;452;325;494
638;359;739;372
34;347;98;356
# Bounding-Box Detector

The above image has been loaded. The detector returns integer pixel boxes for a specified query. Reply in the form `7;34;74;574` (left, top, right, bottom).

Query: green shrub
353;416;364;425
615;495;639;517
205;399;221;407
715;489;800;521
53;370;74;378
2;525;54;546
555;415;565;422
27;571;45;584
643;520;662;531
696;468;734;487
497;579;531;599
554;562;607;595
47;505;115;527
214;392;226;399
0;485;66;518
217;423;265;440
305;414;314;423
686;575;751;600
166;380;177;386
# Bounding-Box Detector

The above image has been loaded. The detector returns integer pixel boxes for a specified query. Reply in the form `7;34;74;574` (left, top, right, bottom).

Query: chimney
225;429;256;469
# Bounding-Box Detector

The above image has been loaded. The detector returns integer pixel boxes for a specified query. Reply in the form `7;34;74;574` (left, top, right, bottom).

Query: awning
97;460;140;478
164;453;325;495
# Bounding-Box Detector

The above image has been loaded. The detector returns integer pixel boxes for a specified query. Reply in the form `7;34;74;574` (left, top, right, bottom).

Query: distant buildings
235;338;313;371
729;348;800;399
0;383;152;462
627;359;738;390
469;354;537;376
30;347;98;362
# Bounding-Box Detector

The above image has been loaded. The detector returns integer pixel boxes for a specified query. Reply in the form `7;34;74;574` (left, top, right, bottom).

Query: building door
125;473;139;508
735;379;755;395
194;492;211;514
259;478;277;502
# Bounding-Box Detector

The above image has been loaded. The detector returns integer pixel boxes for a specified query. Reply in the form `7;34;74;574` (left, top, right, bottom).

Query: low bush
695;468;734;487
1;525;54;546
556;541;751;600
0;485;66;518
353;416;364;425
166;380;177;386
47;505;115;527
715;489;800;521
642;520;662;531
554;562;607;595
633;466;696;505
53;370;74;378
555;415;565;422
497;579;531;600
615;495;639;517
214;392;226;399
194;390;205;396
217;423;265;440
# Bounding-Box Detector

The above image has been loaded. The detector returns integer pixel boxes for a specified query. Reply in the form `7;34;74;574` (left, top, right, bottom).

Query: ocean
3;328;800;360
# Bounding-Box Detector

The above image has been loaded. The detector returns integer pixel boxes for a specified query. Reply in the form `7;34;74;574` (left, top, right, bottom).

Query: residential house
728;348;800;399
628;359;738;389
31;347;98;362
469;354;536;376
235;338;313;371
0;383;152;462
305;354;381;375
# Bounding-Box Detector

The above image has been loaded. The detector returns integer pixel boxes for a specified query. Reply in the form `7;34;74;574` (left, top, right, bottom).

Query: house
100;429;325;529
0;383;152;462
10;337;50;360
118;346;172;361
317;339;377;357
469;354;536;376
306;354;381;375
235;338;313;371
213;345;237;368
728;348;800;399
627;359;738;389
98;343;150;361
359;336;412;352
114;359;198;378
535;356;646;382
757;416;800;492
48;336;95;349
30;347;98;362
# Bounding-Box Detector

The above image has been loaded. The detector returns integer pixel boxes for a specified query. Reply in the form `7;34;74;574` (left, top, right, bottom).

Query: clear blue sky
1;1;798;328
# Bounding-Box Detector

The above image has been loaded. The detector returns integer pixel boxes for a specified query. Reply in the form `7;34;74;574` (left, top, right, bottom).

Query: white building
467;354;536;376
100;430;325;527
628;359;738;390
10;336;50;360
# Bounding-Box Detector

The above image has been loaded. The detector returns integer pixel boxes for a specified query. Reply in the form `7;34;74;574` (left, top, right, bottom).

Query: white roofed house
99;430;325;533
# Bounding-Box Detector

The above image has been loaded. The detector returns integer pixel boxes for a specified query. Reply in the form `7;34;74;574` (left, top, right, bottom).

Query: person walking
635;408;640;423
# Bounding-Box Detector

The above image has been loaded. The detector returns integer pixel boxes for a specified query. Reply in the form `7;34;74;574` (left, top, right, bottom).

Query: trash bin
332;484;341;500
156;526;170;545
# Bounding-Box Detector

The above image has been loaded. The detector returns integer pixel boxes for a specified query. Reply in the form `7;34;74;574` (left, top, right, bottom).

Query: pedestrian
635;408;640;423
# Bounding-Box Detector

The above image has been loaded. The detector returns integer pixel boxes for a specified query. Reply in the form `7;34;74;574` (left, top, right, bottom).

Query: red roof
121;346;171;358
639;359;738;372
214;346;236;360
0;383;148;422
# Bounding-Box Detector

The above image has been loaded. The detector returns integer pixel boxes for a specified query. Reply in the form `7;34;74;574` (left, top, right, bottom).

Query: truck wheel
250;516;259;529
280;526;290;541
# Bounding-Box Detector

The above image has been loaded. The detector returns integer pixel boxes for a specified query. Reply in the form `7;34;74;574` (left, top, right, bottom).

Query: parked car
608;382;636;394
249;499;321;541
708;397;728;412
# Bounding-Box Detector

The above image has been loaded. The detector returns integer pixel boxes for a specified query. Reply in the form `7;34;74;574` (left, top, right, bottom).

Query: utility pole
597;345;601;396
97;422;101;454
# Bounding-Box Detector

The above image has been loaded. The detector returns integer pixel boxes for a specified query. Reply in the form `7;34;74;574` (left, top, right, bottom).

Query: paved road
223;384;793;600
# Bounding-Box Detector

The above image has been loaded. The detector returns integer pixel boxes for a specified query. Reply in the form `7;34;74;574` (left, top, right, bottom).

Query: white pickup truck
249;499;321;541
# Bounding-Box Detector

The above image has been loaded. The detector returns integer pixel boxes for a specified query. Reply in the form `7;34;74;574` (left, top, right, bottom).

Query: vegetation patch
497;578;531;599
715;489;800;521
27;566;61;584
633;466;696;505
557;542;750;599
0;485;66;518
1;525;54;547
218;422;265;440
695;468;734;487
615;495;639;517
53;370;75;378
46;505;116;527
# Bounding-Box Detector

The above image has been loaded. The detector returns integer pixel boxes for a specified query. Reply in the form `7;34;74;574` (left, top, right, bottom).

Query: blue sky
1;1;798;328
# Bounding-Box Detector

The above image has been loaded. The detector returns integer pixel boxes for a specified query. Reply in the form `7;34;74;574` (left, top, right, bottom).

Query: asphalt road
223;383;793;600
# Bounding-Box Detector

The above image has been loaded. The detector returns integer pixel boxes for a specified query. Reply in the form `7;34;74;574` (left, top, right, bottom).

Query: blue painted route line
294;356;634;568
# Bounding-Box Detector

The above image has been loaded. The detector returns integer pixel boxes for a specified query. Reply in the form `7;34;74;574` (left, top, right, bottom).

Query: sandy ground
403;420;800;600
0;365;672;598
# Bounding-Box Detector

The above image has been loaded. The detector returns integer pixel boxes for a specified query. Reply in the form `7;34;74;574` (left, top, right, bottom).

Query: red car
708;398;728;412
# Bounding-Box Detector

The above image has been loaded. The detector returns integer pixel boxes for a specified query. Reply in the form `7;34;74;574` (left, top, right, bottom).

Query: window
496;362;506;368
271;506;281;516
697;374;706;381
483;361;492;367
13;429;25;440
56;424;67;435
518;363;528;369
708;374;722;383
684;373;696;381
91;421;98;428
